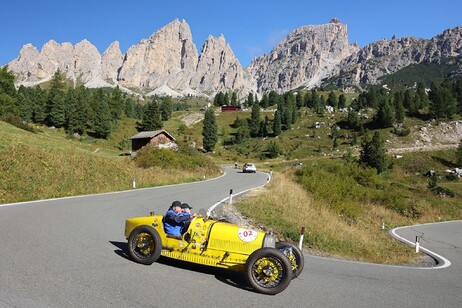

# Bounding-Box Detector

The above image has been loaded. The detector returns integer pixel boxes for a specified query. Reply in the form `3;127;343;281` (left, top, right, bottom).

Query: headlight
262;232;276;248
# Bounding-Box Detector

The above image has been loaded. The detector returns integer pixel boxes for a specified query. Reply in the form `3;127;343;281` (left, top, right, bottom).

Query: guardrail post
299;227;305;250
229;189;233;205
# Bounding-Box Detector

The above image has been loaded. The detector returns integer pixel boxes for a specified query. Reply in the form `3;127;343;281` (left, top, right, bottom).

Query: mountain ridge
6;19;462;98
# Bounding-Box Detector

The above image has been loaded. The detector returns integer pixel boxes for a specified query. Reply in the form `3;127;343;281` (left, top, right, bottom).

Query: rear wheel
244;248;292;295
128;225;162;265
276;241;304;278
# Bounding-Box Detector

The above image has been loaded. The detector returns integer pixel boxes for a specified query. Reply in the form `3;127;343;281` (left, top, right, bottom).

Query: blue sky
2;0;461;67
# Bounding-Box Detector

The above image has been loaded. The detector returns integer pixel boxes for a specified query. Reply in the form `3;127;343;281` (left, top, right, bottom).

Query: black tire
128;225;162;265
276;241;305;279
244;248;292;295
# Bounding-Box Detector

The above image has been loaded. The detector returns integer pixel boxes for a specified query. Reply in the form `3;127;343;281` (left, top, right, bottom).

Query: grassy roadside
0;121;221;203
234;153;461;264
235;171;421;264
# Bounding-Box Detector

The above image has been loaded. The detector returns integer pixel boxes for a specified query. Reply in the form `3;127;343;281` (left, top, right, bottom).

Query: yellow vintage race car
124;211;304;295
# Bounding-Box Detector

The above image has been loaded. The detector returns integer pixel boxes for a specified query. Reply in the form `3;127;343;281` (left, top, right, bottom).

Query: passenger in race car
180;203;197;233
163;201;196;236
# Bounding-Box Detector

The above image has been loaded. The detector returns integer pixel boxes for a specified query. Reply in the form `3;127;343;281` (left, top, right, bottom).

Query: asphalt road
0;167;461;307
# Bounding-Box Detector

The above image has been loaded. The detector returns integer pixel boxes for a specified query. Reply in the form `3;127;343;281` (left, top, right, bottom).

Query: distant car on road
243;163;257;173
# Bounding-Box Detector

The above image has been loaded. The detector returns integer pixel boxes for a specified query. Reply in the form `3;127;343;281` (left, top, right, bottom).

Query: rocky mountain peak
248;19;359;93
117;18;199;93
101;41;123;85
330;26;462;87
192;34;256;96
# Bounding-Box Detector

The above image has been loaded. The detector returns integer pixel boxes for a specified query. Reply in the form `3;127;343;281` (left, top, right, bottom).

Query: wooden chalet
129;130;176;153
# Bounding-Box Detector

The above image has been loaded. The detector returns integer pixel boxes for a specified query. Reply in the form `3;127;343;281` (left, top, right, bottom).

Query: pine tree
223;92;230;106
202;108;218;152
139;99;162;131
360;131;388;174
0;65;16;117
393;91;405;123
92;92;112;138
308;89;318;109
296;92;304;109
64;88;77;133
214;92;224;106
429;83;457;119
282;103;292;130
347;107;359;129
338;94;347;109
249;103;261;137
291;100;297;124
45;69;66;127
67;86;90;135
109;86;125;120
273;110;282;136
31;86;47;123
376;100;395;128
246;92;254;107
160;96;173;121
416;82;430;109
234;118;250;144
327;91;338;110
267;141;281;158
124;98;136;118
261;116;269;137
403;89;413;109
231;92;238;105
365;87;379;109
17;86;33;121
331;125;340;149
0;66;16;97
260;93;269;108
315;96;325;116
0;93;16;118
407;92;420;116
268;91;279;106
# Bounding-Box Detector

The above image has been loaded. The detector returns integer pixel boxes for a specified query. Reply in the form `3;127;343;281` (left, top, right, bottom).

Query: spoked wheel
128;225;162;265
244;248;292;295
276;241;305;278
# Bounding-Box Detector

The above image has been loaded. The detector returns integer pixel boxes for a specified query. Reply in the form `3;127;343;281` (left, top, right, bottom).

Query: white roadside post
415;236;420;253
132;178;136;189
229;189;233;205
299;227;305;250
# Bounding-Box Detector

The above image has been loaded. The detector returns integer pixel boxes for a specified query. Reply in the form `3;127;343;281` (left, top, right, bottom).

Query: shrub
445;173;459;181
135;145;217;172
1;113;36;133
392;126;411;136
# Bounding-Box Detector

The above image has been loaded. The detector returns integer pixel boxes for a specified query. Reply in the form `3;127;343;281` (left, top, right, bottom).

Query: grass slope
0;121;220;203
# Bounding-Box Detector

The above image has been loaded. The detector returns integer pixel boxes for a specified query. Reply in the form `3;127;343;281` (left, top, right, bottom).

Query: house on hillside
221;105;241;112
129;130;176;155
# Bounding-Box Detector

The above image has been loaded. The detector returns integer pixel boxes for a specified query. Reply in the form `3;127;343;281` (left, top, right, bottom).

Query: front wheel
276;241;304;278
244;248;292;295
128;225;162;265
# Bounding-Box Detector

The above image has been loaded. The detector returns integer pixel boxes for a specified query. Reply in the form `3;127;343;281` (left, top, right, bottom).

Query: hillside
0;120;220;204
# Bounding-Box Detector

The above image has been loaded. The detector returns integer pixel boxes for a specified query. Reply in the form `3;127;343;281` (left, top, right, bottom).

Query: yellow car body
124;211;304;295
